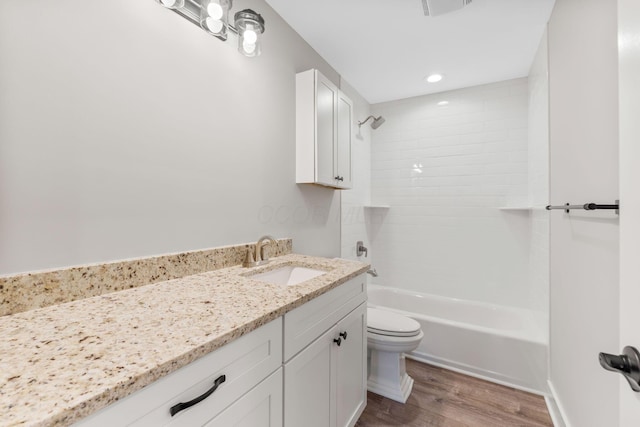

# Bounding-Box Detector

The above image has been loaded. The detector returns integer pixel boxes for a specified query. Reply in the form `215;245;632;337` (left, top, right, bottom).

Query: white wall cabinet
296;69;353;189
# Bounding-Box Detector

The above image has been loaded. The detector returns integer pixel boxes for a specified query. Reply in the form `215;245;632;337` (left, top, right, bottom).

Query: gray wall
0;0;353;274
548;0;619;425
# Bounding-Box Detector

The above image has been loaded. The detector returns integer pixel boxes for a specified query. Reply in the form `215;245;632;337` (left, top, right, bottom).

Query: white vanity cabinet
283;275;367;427
74;318;283;427
74;274;366;427
296;69;353;189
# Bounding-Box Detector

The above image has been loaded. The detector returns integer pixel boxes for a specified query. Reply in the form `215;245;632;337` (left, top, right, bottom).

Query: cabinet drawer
284;275;365;361
75;317;282;426
205;368;283;427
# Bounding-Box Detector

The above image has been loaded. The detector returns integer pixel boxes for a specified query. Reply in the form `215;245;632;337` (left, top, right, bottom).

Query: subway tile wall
369;78;534;309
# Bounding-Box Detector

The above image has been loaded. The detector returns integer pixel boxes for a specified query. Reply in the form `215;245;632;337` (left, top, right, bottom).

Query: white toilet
367;307;424;403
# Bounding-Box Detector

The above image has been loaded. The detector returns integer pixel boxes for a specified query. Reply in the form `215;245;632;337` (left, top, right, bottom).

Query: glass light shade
234;10;264;58
156;0;185;9
200;0;232;40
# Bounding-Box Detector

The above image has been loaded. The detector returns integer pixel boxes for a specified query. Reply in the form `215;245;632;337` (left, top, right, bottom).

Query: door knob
599;346;640;392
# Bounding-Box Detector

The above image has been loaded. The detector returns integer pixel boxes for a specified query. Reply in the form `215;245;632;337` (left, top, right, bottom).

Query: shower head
358;115;385;130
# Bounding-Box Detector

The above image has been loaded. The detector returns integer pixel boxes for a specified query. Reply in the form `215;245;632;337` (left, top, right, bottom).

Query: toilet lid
367;308;421;337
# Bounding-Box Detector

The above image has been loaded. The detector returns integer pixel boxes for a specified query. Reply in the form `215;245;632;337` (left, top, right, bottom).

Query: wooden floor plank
355;359;552;427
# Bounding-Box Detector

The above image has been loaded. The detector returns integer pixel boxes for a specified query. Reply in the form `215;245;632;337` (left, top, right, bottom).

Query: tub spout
367;268;378;277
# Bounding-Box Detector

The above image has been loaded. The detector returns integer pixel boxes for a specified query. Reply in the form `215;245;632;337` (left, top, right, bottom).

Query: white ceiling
265;0;556;104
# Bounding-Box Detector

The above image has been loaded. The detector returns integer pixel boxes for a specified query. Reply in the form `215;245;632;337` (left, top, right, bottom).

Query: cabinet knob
333;337;342;346
339;331;348;340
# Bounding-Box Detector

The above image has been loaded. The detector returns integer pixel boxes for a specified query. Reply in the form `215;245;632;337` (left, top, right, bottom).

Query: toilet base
367;349;415;403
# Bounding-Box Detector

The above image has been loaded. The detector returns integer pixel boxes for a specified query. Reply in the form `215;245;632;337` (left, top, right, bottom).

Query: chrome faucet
243;235;278;268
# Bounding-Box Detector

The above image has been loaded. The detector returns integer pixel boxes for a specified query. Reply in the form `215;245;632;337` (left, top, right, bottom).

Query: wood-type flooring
355;359;553;427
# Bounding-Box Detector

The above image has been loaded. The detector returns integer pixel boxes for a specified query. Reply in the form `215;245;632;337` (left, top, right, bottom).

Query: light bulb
206;17;224;33
160;0;177;7
426;74;443;83
242;41;256;54
243;29;257;45
207;3;224;20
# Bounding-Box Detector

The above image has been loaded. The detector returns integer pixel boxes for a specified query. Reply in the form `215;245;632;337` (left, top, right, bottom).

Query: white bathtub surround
368;284;549;394
366;307;424;403
370;79;533;310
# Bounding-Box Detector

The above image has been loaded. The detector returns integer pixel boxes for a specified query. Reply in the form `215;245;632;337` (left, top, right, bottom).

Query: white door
618;0;640;424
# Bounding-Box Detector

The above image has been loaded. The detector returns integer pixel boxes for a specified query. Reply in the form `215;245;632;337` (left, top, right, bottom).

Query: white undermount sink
250;265;326;286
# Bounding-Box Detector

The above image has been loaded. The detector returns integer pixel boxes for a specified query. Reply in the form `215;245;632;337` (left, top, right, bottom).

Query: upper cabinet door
336;91;353;189
315;74;338;186
296;69;353;190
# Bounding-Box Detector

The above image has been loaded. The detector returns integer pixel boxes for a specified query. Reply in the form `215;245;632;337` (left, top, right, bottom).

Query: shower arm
358;116;376;128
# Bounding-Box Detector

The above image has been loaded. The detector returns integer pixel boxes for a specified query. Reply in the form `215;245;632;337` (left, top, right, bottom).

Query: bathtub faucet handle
356;241;368;257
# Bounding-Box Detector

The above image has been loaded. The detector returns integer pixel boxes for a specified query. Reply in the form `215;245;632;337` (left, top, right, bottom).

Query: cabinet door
335;304;367;427
205;369;282;427
336;91;353;189
284;327;335;427
315;73;337;186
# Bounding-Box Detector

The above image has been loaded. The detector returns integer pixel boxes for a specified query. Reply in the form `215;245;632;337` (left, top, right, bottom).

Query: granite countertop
0;254;369;427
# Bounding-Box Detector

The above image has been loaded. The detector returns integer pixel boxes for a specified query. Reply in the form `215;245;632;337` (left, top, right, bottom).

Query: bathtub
368;284;549;394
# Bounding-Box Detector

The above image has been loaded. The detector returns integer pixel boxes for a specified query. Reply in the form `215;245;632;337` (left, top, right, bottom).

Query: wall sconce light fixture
234;9;265;57
155;0;265;57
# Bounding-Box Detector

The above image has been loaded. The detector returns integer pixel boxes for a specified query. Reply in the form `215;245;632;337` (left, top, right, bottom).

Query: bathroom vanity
0;254;367;427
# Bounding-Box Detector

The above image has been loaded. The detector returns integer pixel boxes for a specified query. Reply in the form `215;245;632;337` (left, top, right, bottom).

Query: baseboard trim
547;380;570;427
407;352;549;397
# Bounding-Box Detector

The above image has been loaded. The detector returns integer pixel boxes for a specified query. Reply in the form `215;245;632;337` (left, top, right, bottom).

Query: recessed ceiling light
426;74;443;83
437;100;449;106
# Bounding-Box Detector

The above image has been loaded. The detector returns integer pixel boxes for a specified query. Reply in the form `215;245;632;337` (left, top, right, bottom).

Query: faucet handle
242;248;256;268
356;241;368;257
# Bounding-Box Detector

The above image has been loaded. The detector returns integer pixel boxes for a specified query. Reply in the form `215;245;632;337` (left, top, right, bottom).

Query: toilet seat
367;308;421;337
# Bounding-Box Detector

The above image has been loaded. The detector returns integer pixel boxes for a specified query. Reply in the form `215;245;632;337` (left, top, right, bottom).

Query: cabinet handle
334;176;344;182
170;374;226;417
333;337;342;346
339;331;348;340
